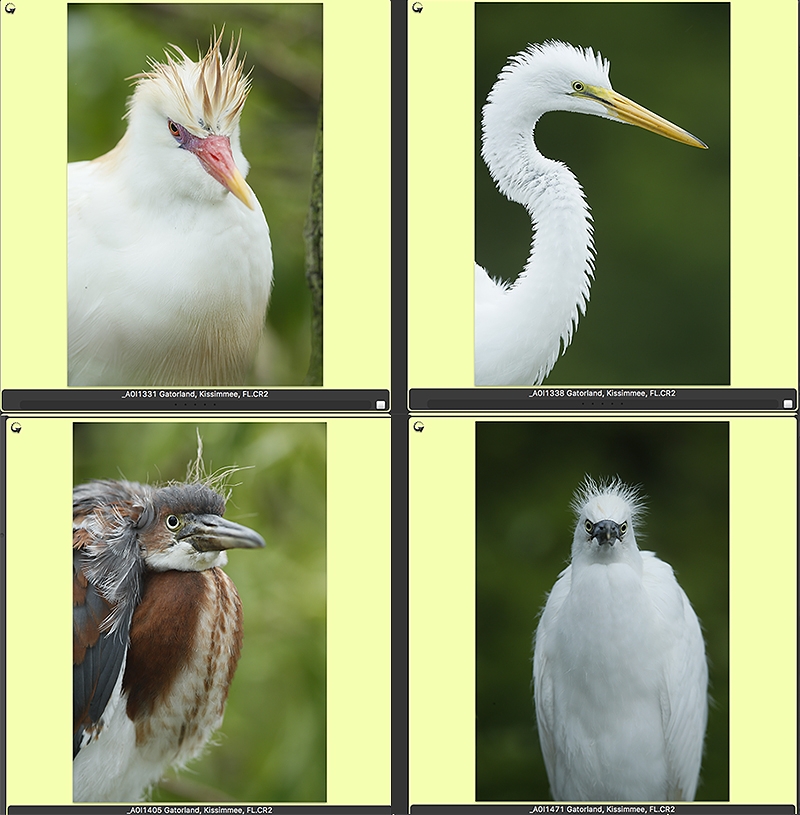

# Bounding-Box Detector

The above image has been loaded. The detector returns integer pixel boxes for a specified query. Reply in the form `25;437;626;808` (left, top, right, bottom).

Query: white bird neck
481;81;551;206
477;94;595;385
570;537;644;579
121;127;234;212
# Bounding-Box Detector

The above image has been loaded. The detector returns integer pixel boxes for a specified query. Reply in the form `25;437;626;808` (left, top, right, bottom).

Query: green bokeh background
476;421;729;801
475;3;730;385
68;4;322;385
73;421;326;802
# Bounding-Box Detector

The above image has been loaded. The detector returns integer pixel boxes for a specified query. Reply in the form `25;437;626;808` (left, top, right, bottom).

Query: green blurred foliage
68;4;322;385
73;421;326;802
476;421;729;801
475;4;730;385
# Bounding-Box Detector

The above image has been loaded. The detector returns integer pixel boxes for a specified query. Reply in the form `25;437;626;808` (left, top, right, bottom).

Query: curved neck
477;100;595;385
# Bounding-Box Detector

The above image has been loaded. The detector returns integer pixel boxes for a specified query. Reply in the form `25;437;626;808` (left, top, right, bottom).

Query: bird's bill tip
223;167;256;209
602;88;708;149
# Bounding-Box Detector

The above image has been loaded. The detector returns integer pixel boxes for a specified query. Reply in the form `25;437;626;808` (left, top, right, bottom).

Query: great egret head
570;476;646;563
487;41;610;118
483;41;705;165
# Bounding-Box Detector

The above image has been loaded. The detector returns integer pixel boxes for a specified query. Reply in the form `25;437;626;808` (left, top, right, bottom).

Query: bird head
136;482;266;572
75;478;265;636
123;30;256;208
570;476;646;565
484;40;706;150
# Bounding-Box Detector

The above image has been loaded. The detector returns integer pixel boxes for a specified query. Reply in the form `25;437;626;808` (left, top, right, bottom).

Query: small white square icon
783;399;794;409
376;400;386;410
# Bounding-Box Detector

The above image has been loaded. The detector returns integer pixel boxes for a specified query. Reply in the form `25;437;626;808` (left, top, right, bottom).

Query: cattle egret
475;41;706;386
68;32;273;387
533;477;708;801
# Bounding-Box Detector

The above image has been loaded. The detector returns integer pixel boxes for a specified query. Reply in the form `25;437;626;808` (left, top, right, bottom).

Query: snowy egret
68;31;273;387
532;477;708;801
475;41;706;386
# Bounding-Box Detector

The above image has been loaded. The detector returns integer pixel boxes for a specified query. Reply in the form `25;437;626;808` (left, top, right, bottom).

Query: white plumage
68;32;273;387
475;41;706;386
533;477;708;801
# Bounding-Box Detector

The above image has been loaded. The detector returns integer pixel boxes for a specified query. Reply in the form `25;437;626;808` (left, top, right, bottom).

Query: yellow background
0;0;391;390
5;416;392;805
408;0;798;389
409;415;797;804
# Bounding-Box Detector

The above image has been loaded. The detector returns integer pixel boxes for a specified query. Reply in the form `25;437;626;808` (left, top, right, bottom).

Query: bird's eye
620;521;628;536
572;81;585;93
168;120;181;139
584;519;593;533
165;514;181;531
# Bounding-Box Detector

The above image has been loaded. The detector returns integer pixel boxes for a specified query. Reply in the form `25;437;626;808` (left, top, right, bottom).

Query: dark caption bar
8;807;393;815
409;806;795;814
408;388;797;412
1;389;391;413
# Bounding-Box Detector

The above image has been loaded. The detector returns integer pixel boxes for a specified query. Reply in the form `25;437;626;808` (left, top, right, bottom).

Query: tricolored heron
73;476;264;801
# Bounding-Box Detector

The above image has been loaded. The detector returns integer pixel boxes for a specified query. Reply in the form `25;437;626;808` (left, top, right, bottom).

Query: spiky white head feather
570;476;647;568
